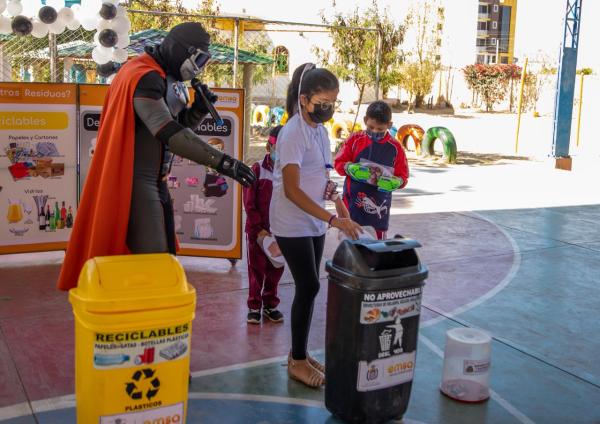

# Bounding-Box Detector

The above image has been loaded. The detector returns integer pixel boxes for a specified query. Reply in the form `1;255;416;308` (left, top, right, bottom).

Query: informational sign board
77;85;244;260
0;83;78;254
174;89;244;259
78;84;106;200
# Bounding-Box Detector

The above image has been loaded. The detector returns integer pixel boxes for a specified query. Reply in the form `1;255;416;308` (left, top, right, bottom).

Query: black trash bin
325;238;428;424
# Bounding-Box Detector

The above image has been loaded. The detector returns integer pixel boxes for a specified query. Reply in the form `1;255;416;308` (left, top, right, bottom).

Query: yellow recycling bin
70;253;196;424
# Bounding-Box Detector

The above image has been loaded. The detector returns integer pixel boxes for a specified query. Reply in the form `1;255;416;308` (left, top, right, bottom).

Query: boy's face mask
366;129;387;142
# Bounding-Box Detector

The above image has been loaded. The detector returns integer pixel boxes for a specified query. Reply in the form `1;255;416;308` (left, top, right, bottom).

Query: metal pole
49;33;58;83
233;18;240;88
552;0;583;168
576;72;584;147
515;57;528;154
374;30;382;100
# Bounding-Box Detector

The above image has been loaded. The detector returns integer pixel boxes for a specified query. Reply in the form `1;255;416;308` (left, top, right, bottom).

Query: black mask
308;104;335;124
154;22;211;81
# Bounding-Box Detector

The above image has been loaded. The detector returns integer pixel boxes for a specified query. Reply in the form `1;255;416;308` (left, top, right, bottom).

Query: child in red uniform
334;101;409;239
243;126;285;324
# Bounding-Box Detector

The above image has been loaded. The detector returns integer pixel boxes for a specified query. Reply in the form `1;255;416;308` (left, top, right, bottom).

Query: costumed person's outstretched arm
133;72;255;187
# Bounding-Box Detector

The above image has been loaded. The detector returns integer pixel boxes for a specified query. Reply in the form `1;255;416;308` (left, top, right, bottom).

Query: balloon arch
0;0;131;66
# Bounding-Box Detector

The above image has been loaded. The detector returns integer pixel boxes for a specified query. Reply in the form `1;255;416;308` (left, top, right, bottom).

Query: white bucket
440;327;492;402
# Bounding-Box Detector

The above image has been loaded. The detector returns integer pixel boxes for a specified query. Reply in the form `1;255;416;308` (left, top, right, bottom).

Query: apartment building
476;0;518;64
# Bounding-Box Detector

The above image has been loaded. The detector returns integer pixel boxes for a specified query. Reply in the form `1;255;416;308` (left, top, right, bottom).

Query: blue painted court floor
2;160;600;423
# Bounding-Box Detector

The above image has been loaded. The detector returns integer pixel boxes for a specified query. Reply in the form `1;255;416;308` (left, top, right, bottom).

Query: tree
370;3;406;99
315;1;404;128
463;63;525;112
401;0;444;110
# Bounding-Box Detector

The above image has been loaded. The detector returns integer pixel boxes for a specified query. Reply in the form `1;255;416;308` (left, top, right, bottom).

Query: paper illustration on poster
0;83;77;251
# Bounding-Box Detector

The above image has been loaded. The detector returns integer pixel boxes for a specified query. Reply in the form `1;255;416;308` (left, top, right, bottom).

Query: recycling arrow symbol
125;368;160;401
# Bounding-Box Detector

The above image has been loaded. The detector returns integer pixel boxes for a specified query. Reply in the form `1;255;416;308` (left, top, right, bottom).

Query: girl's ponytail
286;62;313;116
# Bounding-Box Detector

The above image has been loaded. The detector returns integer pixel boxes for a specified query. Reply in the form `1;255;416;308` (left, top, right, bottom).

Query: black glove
191;82;218;115
216;154;256;187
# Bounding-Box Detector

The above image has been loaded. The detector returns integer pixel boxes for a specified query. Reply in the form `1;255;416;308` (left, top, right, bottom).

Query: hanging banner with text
77;85;244;260
0;83;78;254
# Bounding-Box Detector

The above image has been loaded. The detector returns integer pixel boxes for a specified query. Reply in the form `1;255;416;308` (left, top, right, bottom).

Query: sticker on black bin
356;288;421;392
360;287;421;325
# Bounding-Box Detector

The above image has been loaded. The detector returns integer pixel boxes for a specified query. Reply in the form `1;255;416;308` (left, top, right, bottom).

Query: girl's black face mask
308;104;335;124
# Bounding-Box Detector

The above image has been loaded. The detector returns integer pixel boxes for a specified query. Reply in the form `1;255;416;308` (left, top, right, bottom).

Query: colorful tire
345;120;363;135
331;121;346;139
396;124;425;156
269;106;285;126
422;126;457;164
252;105;270;127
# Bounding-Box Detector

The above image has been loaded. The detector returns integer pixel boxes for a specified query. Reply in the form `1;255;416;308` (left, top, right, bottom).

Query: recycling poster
0;83;78;254
77;85;244;260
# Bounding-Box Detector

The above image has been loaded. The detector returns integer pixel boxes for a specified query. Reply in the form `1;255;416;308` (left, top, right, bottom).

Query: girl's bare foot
288;356;325;388
306;354;325;373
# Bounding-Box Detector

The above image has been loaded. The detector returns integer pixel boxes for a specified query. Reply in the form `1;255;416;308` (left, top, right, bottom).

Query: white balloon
116;33;129;49
96;18;111;31
0;0;6;15
0;15;12;34
86;0;101;14
104;0;119;5
110;16;130;35
57;7;74;25
116;5;126;17
70;3;80;18
112;47;128;63
6;0;23;17
20;0;39;18
48;20;65;34
93;30;100;46
92;45;111;64
31;19;48;38
66;18;80;30
80;14;98;31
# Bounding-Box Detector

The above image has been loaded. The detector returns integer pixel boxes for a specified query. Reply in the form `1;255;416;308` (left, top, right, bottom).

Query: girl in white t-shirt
270;63;362;388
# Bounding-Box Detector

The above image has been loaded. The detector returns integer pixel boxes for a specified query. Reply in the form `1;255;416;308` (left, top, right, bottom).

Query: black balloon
11;16;33;36
99;28;118;48
97;61;118;77
99;2;117;20
38;6;58;25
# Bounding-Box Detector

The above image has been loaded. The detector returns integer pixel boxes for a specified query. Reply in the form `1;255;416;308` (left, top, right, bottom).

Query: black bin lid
326;238;428;290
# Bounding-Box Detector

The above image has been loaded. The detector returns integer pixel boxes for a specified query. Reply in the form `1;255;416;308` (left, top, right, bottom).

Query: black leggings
276;234;326;360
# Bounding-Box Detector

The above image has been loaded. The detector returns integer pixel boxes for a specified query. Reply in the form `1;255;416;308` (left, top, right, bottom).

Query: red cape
57;54;166;291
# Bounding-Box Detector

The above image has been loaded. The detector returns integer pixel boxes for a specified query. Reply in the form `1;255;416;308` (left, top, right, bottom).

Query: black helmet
158;22;211;81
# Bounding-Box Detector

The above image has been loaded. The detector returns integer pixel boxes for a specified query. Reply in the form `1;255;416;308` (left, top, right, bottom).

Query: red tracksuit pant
247;236;284;310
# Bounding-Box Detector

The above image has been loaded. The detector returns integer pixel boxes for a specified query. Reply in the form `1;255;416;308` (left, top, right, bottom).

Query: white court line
0;402;32;421
421;211;522;328
0;350;325;421
419;335;535;424
191;349;324;378
31;394;76;413
189;392;324;408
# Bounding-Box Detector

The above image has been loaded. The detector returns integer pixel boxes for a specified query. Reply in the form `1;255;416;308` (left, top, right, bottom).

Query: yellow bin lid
69;254;195;314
